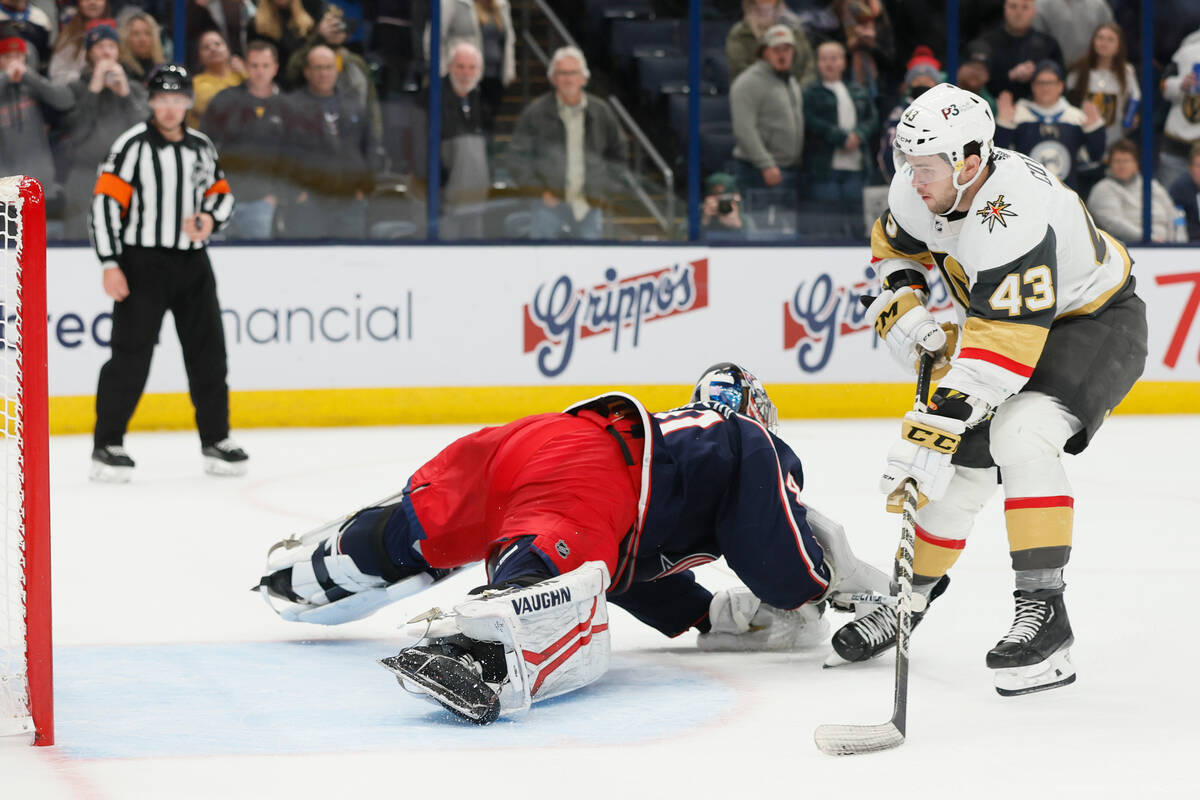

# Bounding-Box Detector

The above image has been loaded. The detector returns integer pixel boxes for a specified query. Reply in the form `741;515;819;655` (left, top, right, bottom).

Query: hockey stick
814;352;934;756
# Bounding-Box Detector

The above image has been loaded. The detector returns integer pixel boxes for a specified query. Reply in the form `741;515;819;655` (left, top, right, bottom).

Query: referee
88;64;249;482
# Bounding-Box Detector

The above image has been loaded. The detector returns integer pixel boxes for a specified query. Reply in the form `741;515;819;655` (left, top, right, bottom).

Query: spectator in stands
831;0;896;112
365;1;423;96
727;0;814;87
509;46;625;240
61;20;147;239
1157;29;1200;191
1168;142;1200;242
428;1;514;132
49;0;111;84
438;40;488;239
701;171;751;240
995;60;1104;192
957;44;996;113
1087;139;1181;244
730;25;804;201
968;0;1063;101
248;0;316;86
188;29;244;127
281;43;381;239
1;0;54;69
1066;22;1139;152
117;10;163;83
1033;0;1111;66
0;24;71;204
285;6;383;143
202;39;285;239
186;0;249;73
877;46;940;182
801;39;877;239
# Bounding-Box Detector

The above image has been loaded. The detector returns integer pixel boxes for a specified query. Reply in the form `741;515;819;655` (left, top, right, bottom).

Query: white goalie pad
258;526;471;625
406;561;611;717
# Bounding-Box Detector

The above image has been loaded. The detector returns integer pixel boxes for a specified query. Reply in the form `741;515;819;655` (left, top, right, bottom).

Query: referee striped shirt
90;121;236;263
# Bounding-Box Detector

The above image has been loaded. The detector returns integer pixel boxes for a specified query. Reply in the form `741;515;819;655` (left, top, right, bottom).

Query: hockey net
0;176;52;745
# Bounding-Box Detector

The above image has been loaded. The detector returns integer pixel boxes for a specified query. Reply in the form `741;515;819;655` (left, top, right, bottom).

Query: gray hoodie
1087;172;1179;243
0;65;73;189
730;59;804;170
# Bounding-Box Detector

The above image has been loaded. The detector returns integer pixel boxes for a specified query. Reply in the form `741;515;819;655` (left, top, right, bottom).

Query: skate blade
379;653;500;724
823;650;852;668
204;457;248;477
994;649;1076;697
89;462;133;483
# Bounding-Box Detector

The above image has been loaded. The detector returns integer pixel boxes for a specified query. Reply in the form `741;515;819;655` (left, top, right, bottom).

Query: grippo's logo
524;259;709;377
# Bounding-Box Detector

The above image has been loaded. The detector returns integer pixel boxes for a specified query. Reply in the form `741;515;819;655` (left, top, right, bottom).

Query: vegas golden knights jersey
871;147;1133;409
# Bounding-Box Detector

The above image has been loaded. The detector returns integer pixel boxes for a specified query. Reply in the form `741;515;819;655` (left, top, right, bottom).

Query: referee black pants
94;246;230;449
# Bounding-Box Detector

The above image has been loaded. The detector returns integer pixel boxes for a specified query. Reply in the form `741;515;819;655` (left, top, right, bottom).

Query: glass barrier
27;1;1200;244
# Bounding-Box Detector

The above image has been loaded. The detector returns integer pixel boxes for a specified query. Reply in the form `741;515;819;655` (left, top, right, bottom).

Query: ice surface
2;416;1196;798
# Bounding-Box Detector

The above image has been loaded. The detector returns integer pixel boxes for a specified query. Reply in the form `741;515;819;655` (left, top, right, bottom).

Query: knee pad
989;393;1083;468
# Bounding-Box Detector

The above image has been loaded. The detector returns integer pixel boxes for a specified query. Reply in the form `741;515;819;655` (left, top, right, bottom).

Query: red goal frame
7;177;53;746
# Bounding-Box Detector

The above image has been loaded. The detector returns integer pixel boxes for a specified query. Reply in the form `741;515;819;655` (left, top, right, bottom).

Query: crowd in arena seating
0;0;1198;242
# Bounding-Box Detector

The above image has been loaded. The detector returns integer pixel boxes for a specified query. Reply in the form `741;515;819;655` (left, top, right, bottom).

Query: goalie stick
814;352;934;756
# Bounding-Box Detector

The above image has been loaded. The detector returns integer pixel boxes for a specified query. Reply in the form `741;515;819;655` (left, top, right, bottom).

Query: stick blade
813;722;905;756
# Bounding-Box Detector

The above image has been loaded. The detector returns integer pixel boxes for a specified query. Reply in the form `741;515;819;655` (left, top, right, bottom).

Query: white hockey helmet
690;362;778;434
892;83;995;211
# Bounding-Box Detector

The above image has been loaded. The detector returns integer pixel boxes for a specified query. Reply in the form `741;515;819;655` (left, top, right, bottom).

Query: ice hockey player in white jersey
830;83;1147;696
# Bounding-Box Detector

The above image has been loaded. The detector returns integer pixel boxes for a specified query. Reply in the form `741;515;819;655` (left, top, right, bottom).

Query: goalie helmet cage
0;176;53;746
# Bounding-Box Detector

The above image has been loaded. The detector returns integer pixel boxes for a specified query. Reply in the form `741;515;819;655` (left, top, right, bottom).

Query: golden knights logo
977;194;1017;232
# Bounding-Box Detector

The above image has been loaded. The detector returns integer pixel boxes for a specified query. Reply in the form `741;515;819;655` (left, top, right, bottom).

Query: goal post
0;176;53;746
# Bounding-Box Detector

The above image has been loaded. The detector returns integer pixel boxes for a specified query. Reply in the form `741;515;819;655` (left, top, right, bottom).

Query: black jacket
509;92;627;208
282;87;383;197
201;84;287;202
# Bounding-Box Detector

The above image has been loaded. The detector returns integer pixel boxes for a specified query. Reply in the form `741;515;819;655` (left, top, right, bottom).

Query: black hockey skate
202;438;249;476
89;445;135;483
829;575;950;664
987;588;1076;697
380;635;507;724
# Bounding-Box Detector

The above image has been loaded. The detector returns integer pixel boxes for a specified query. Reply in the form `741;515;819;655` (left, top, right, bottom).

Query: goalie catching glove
697;586;828;651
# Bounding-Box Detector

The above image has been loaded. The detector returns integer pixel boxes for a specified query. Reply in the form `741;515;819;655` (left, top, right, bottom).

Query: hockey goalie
256;363;890;723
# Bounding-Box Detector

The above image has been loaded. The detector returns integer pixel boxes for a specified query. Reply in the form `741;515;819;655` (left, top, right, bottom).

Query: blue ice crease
55;641;734;758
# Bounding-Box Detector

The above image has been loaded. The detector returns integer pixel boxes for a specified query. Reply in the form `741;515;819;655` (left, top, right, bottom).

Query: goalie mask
691;362;778;434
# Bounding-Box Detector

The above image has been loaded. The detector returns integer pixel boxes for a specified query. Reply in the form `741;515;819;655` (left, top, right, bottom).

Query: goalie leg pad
388;562;612;720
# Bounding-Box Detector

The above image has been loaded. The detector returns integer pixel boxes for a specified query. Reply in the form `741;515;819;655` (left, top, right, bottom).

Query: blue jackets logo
523;259;709;377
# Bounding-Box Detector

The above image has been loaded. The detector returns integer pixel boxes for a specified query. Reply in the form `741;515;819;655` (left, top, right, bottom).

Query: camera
717;194;737;215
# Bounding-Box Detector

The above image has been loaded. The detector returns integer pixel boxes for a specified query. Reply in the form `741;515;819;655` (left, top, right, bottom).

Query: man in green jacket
801;40;879;240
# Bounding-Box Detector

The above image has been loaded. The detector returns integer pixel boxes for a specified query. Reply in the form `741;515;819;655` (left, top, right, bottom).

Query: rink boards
40;245;1200;433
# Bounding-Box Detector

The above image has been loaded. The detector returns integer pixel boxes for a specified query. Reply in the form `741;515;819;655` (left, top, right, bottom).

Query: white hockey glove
879;410;966;509
698;587;828;651
867;288;948;374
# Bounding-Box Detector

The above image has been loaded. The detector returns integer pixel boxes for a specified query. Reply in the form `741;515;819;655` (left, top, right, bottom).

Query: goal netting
0;176;52;746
